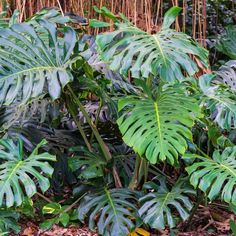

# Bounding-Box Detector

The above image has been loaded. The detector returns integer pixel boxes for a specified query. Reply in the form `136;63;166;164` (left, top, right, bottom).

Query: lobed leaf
139;175;194;229
77;188;138;236
96;7;208;81
117;86;201;164
0;20;77;106
185;146;236;205
0;139;56;208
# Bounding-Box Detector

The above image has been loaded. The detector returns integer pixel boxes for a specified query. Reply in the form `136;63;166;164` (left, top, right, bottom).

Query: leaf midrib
0;160;23;197
152;35;167;66
220;163;236;178
154;102;164;158
105;188;118;219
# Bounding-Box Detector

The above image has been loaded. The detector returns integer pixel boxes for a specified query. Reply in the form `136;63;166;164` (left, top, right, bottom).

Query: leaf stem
90;99;103;143
195;146;211;159
65;94;92;152
67;84;112;162
36;192;53;203
63;193;87;213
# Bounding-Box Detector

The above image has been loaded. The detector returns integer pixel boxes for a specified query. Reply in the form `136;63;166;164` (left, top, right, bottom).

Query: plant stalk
67;85;112;162
65;94;92;152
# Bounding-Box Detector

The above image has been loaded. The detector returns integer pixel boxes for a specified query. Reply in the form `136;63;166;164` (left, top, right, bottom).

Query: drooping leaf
0;20;77;106
93;6;118;22
117;86;201;164
81;36;139;95
96;6;208;81
0;139;56;207
184;146;236;205
77;188;139;236
199;73;236;130
0;97;53;132
139;175;194;229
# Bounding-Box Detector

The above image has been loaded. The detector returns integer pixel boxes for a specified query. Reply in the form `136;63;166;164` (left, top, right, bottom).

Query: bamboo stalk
4;0;208;43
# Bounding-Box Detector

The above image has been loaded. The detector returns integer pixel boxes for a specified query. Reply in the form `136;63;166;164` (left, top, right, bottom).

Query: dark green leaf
77;188;138;236
0;209;20;234
39;219;56;231
139;176;194;229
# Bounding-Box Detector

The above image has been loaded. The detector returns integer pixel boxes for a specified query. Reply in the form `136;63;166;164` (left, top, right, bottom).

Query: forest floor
15;204;233;236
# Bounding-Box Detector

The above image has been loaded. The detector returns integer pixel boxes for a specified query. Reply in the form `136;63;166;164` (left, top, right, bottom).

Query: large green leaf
185;146;236;205
96;7;208;81
77;188;138;236
0;139;56;208
117;86;201;164
139;175;194;229
0;20;77;106
199;73;236;130
216;25;236;60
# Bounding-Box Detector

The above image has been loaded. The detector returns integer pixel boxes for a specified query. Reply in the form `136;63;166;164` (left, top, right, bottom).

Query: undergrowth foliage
0;5;235;236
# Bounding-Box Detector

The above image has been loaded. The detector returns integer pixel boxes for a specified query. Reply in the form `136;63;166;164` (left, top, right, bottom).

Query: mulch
18;223;98;236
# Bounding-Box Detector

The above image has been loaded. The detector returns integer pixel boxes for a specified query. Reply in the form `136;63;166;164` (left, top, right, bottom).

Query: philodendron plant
0;6;235;236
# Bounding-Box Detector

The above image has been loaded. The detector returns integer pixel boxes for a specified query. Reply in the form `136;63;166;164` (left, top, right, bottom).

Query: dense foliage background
0;0;235;235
